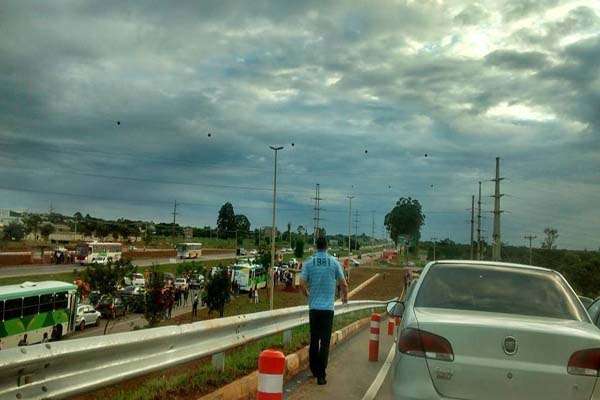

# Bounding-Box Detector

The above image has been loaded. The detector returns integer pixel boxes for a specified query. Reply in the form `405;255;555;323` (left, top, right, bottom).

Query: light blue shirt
300;251;344;311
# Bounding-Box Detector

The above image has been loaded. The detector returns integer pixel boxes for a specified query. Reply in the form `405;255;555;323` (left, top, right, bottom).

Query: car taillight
398;328;454;362
568;349;600;376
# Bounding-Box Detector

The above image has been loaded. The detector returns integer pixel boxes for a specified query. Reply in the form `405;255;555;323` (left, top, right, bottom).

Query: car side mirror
386;300;405;317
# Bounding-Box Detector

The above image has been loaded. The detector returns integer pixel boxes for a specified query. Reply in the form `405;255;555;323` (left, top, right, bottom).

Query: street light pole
347;195;354;281
269;145;284;311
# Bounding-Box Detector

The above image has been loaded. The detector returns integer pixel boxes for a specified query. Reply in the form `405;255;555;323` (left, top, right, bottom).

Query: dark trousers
309;309;334;379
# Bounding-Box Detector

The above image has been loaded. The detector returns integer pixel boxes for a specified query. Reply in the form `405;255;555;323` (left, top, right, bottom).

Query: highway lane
0;253;237;279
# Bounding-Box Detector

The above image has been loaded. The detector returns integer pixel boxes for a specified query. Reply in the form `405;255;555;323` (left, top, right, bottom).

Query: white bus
176;242;202;259
231;262;267;292
75;242;122;265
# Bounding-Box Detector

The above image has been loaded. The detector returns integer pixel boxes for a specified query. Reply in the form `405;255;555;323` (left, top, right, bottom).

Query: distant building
0;209;21;228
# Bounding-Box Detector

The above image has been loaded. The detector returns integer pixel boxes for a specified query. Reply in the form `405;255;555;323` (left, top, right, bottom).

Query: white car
75;304;101;330
388;260;599;400
174;277;188;290
132;273;145;287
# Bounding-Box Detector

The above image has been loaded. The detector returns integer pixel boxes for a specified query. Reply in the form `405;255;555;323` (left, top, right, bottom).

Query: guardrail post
283;329;292;346
212;352;225;372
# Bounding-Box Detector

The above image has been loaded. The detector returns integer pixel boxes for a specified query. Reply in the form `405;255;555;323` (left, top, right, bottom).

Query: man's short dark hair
316;236;327;250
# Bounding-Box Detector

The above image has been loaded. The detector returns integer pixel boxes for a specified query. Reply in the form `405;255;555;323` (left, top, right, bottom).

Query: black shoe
317;377;327;385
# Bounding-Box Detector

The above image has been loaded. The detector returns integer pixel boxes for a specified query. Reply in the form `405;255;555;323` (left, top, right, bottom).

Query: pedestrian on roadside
41;332;49;343
18;334;28;347
192;294;199;318
184;287;189;306
253;284;259;304
299;236;348;386
248;285;254;303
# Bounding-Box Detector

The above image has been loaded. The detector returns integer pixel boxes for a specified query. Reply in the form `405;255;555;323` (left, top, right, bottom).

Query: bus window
23;296;39;316
54;292;68;309
39;294;53;312
23;296;40;316
0;300;4;321
5;298;22;320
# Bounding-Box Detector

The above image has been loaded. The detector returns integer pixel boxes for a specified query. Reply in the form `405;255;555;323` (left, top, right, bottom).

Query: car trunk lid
414;307;600;400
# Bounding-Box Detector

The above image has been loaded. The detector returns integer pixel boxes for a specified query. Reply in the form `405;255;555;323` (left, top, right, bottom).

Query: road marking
361;344;396;400
361;284;404;400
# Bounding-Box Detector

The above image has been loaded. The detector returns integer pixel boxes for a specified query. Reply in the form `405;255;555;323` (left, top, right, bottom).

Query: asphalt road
69;296;204;339
0;253;237;279
285;321;396;400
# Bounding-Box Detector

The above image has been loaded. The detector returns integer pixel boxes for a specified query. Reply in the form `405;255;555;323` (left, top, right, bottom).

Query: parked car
96;295;127;319
120;287;147;313
75;304;101;330
388;260;597;400
131;273;145;287
190;274;205;290
174;277;188;290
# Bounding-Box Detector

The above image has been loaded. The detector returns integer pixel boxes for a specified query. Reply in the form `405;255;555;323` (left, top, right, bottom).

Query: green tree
294;239;305;259
2;221;26;241
384;197;425;247
217;202;236;238
202;267;231;317
95;223;111;240
40;223;56;241
235;214;251;238
83;259;136;333
145;266;167;327
22;214;42;239
542;227;559;249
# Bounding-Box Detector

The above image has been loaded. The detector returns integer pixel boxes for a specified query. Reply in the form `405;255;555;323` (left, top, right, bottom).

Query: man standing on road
192;294;199;318
300;236;348;385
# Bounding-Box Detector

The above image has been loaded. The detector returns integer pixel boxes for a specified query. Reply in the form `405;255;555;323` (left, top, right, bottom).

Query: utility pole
371;211;375;244
354;210;359;244
269;145;284;311
312;183;322;245
470;195;475;260
524;234;537;265
432;236;438;261
171;200;178;245
491;157;504;261
347;195;354;257
477;181;482;260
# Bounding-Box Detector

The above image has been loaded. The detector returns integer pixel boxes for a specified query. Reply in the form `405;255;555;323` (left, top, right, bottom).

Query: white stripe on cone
258;373;284;394
370;321;379;328
369;333;379;341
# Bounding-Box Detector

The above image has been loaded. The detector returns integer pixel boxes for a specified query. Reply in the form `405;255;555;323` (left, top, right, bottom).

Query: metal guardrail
0;300;385;400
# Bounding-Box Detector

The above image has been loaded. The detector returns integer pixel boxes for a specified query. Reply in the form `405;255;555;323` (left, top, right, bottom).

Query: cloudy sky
1;0;599;249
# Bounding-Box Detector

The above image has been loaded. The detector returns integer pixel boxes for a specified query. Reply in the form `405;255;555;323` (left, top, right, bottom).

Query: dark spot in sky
424;153;428;157
207;133;212;137
116;121;121;126
291;142;295;147
364;150;368;154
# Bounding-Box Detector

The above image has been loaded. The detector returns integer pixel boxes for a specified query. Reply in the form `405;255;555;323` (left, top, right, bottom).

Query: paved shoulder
285;321;396;400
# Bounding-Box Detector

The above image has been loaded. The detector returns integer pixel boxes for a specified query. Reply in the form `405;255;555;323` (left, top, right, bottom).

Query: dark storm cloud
485;50;549;70
0;0;599;249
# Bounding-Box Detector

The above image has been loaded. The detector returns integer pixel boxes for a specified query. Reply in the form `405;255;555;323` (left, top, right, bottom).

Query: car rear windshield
415;264;586;321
